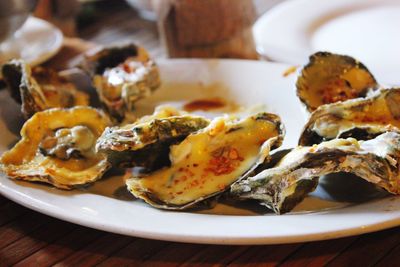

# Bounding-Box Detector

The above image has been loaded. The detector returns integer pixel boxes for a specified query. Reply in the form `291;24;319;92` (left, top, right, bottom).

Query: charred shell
96;106;210;170
297;52;378;112
126;112;285;210
231;132;400;214
81;43;161;122
0;107;111;189
299;88;400;146
1;59;89;118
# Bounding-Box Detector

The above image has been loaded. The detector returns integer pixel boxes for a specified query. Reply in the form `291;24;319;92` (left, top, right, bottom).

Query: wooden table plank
141;243;207;267
279;236;359;267
325;227;400;267
52;232;133;267
374;243;400;267
180;245;250;267
0;211;50;250
226;243;302;267
96;238;169;266
14;226;103;267
0;195;8;206
0;200;28;226
0;218;76;266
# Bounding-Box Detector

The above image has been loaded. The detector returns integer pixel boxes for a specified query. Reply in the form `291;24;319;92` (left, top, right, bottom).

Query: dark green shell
96;115;210;170
297;51;378;112
299;88;400;146
231;132;400;214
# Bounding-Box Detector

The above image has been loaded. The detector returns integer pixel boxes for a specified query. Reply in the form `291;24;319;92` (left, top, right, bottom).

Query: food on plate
81;43;161;122
296;52;378;112
96;106;211;170
0;107;111;189
125;112;284;210
231;132;400;214
1;59;89;118
1;47;397;216
299;88;400;146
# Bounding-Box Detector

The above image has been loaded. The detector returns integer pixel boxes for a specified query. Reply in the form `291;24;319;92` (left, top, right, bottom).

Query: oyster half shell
297;52;378;112
300;88;400;146
96;106;210;170
1;59;89;118
82;43;161;122
231;132;400;214
0;107;111;189
126;112;284;210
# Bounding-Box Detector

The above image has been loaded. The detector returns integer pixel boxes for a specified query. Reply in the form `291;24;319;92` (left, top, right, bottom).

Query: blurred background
33;0;283;58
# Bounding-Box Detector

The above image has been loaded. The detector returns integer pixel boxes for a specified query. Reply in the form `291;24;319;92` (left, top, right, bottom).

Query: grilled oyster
297;52;378;112
231;132;400;214
0;107;111;189
82;43;160;122
96;106;210;170
126;112;284;210
1;59;89;118
300;88;400;146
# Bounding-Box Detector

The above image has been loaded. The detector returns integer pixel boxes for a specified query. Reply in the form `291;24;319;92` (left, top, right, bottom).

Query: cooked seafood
96;106;210;170
300;88;400;146
296;52;378;111
231;132;400;214
0;107;111;189
82;43;160;122
126;112;284;210
1;59;89;118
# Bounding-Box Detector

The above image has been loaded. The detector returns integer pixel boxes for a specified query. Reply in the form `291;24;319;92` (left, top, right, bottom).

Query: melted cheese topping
130;116;279;206
314;93;400;138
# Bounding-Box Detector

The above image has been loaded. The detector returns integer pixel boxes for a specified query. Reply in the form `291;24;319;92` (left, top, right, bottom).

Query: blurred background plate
253;0;400;85
0;16;63;66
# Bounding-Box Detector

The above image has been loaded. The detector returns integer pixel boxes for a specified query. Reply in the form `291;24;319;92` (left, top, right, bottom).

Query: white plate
0;16;63;66
253;0;400;85
1;59;400;245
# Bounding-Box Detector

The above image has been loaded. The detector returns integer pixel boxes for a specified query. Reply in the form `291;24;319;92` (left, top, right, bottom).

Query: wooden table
1;1;400;266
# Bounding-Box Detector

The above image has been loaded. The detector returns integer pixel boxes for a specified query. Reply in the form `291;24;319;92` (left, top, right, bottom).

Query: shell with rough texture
81;43;161;122
1;59;89;118
96;106;211;171
299;88;400;146
0;107;111;189
296;52;378;112
231;131;400;214
126;112;285;210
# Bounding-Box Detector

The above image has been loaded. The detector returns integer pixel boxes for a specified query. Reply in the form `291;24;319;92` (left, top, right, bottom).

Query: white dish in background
1;59;400;245
0;16;63;66
253;0;400;85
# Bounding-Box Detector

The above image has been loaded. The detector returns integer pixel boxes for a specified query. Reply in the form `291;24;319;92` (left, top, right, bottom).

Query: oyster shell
82;43;161;122
96;106;210;170
126;112;284;210
0;107;111;189
299;88;400;146
1;59;89;118
297;52;378;112
231;132;400;214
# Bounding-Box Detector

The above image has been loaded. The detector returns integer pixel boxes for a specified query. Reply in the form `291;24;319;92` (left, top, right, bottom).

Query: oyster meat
0;107;111;189
231;132;400;214
82;43;161;122
300;88;400;146
126;112;284;210
96;106;210;170
1;59;89;118
296;52;378;112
